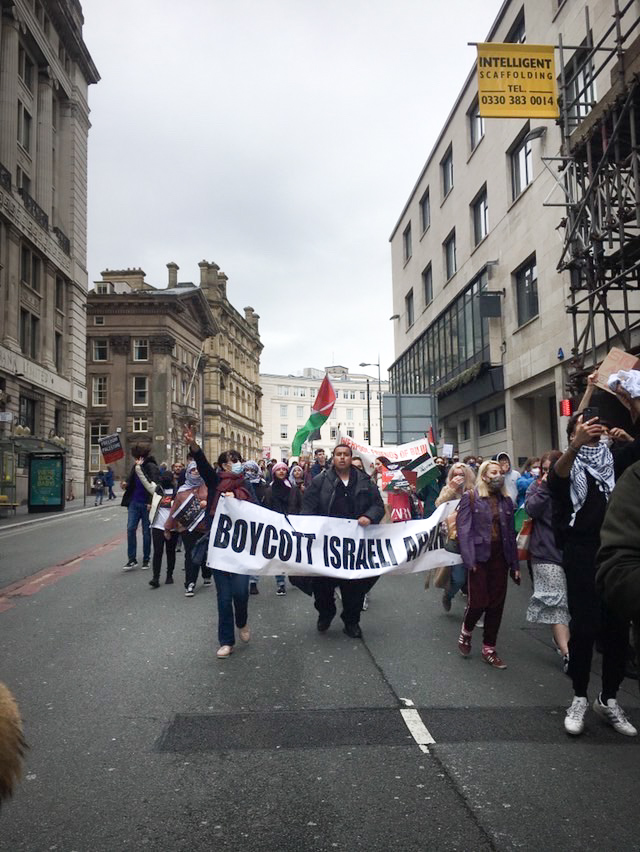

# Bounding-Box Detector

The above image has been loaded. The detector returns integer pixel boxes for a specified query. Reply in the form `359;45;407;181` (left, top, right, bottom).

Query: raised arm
183;424;219;490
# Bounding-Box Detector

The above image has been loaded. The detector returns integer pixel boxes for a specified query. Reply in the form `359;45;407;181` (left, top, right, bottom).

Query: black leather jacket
301;467;384;523
121;456;160;507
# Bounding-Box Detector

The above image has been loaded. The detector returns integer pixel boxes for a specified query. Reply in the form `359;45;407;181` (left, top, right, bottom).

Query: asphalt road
1;504;639;851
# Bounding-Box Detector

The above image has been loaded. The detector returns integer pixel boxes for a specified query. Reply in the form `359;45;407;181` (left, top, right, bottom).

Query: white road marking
399;698;436;753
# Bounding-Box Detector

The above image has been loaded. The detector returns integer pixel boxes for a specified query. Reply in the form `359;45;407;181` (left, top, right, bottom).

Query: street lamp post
360;358;383;446
365;378;371;445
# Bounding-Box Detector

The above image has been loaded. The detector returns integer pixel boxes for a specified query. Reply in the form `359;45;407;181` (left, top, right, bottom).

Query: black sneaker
123;559;138;570
343;623;363;639
141;559;150;569
185;583;196;597
149;578;160;588
249;582;259;595
276;584;287;596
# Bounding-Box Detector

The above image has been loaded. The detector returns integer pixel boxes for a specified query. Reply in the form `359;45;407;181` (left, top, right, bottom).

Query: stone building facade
261;366;388;462
86;267;218;487
0;0;98;502
196;260;263;463
388;0;640;466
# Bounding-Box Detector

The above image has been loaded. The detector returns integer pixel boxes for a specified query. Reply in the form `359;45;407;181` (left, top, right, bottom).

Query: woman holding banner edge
183;425;255;659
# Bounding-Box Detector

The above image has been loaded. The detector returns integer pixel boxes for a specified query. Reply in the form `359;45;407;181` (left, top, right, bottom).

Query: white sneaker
564;696;588;735
185;583;195;597
593;694;638;737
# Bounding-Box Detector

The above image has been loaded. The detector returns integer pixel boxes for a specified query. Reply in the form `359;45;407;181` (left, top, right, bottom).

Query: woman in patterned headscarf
165;461;210;596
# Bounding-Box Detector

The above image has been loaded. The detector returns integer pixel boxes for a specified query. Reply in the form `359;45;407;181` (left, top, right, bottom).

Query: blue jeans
213;570;249;646
127;501;151;562
445;563;467;600
249;574;285;587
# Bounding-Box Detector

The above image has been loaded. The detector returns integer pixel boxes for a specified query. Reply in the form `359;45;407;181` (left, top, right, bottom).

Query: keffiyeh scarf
569;442;615;526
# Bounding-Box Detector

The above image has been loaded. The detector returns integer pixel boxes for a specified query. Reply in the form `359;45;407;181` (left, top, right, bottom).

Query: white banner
208;496;460;579
337;431;433;474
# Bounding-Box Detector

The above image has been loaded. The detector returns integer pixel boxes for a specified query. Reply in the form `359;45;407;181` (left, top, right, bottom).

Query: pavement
1;507;640;851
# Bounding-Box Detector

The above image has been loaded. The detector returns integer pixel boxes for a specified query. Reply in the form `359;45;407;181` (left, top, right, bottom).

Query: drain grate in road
157;708;414;752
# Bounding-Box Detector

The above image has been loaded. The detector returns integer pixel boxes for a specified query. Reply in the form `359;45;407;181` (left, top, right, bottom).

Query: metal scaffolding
549;0;640;393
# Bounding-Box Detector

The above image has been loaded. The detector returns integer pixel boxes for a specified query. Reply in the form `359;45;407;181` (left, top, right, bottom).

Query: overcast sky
81;0;501;380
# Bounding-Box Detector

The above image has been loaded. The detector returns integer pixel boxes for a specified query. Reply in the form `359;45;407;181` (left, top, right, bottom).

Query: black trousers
182;529;212;588
151;528;178;580
564;539;629;699
312;577;377;626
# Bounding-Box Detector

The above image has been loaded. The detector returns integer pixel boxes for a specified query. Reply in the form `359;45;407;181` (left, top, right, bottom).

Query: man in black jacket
121;443;160;570
302;444;385;638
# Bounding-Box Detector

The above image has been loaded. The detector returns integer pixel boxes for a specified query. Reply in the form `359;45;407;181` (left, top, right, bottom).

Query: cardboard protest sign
98;433;124;464
172;493;206;532
208;496;460;579
594;348;640;410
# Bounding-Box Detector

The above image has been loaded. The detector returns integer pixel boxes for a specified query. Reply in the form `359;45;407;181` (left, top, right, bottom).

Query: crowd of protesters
112;368;640;738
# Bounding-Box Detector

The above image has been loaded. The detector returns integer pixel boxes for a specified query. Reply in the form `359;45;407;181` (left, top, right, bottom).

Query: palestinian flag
403;428;439;492
292;374;336;456
427;425;437;458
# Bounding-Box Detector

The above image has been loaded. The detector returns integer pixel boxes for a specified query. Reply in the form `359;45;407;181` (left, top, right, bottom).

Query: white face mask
231;462;243;474
530;467;540;477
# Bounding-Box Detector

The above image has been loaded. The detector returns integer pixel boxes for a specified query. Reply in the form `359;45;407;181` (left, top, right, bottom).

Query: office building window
21;246;41;292
346;408;354;421
55;276;65;311
347;429;355;438
419;189;430;233
133;339;149;361
17;101;32;152
133;376;148;406
469;99;484;150
19;309;39;359
422;263;433;306
472;188;489;245
54;332;63;372
18;395;36;434
565;40;596;124
133;417;148;432
506;9;525;43
510;131;533;199
94;316;105;326
330;427;338;440
515;254;539;326
403;223;412;262
92;376;107;406
360;391;366;400
280;404;288;417
405;289;414;329
89;423;109;470
441;148;453;197
18;46;34;91
280;424;288;440
389;269;490;394
444;230;457;280
460;419;470;441
296;405;304;418
478;405;507;436
93;339;108;361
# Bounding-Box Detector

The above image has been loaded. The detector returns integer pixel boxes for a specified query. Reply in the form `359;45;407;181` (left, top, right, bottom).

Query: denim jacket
457;489;518;572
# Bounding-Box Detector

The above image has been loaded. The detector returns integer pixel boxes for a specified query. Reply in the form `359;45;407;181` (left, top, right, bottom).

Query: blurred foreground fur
0;682;26;809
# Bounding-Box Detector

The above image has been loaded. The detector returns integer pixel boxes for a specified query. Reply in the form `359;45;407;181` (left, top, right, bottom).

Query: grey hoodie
495;452;519;503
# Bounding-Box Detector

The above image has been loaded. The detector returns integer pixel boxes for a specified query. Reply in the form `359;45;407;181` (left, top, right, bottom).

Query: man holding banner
301;444;385;638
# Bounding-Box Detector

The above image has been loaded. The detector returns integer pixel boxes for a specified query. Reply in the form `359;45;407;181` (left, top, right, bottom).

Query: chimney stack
167;262;179;288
